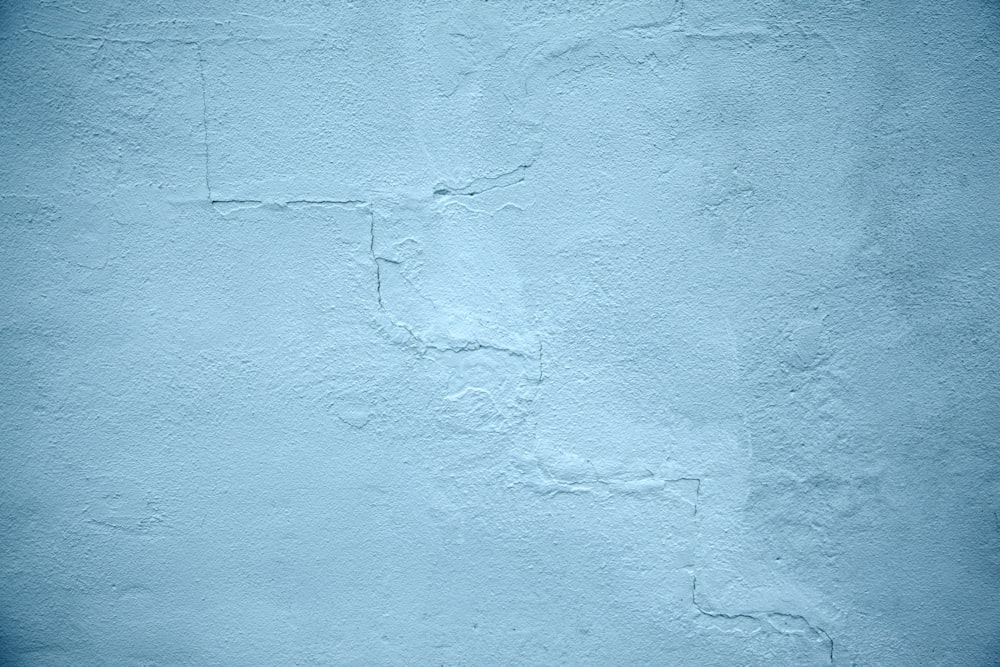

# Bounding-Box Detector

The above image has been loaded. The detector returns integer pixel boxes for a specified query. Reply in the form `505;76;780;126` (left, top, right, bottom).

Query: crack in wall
187;32;833;660
193;177;835;660
194;190;542;373
516;453;833;662
196;42;212;202
519;456;701;513
208;198;367;214
433;163;532;197
692;576;835;664
367;205;541;365
286;199;367;207
369;208;385;310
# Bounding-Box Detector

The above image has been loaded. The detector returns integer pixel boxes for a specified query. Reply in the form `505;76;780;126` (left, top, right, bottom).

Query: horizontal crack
692;576;834;664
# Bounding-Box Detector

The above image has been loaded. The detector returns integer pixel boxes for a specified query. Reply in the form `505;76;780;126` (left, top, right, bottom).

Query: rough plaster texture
2;1;999;665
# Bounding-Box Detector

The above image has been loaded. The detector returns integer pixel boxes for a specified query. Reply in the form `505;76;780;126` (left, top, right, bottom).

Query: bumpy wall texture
2;1;999;665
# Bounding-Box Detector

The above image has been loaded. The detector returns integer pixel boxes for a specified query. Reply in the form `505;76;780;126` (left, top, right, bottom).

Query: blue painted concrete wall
2;1;999;665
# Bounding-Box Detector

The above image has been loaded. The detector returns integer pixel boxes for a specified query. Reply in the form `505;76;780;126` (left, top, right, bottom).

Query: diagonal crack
433;162;532;197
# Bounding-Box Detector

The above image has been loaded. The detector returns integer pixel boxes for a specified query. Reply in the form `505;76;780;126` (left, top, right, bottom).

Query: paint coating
2;1;999;665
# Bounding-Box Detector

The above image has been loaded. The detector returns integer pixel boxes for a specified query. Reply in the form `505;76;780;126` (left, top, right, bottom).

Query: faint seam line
522;466;700;516
84;517;165;535
23;28;281;47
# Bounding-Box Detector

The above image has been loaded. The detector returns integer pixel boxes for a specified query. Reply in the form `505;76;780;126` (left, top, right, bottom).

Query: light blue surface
2;1;999;665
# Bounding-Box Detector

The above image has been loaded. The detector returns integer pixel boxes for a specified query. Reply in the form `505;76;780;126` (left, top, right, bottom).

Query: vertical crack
369;209;384;310
536;341;544;384
196;43;212;201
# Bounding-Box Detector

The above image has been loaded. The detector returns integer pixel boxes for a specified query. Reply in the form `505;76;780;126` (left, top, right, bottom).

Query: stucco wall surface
2;1;999;665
